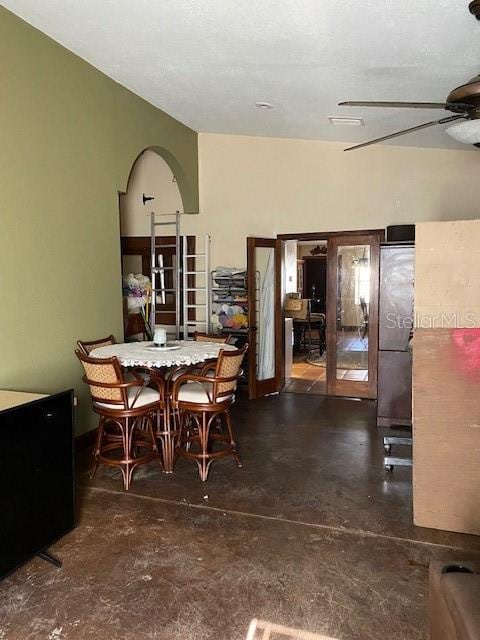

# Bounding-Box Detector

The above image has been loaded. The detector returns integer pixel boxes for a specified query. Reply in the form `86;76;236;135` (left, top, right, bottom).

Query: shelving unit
182;235;211;339
211;269;249;336
211;268;250;384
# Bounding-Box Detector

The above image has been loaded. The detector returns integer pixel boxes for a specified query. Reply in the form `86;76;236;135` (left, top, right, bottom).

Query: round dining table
90;339;237;369
90;339;237;473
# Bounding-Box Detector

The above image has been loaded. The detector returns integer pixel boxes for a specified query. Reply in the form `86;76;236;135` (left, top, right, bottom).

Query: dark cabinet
303;256;327;313
0;390;75;578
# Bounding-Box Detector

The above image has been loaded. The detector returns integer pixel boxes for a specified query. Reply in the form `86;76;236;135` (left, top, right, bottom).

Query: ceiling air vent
328;116;364;127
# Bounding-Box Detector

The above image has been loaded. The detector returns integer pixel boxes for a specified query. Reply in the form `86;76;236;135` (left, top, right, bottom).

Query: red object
451;328;480;382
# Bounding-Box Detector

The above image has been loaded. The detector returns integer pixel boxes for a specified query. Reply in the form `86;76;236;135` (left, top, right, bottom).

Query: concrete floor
2;393;480;640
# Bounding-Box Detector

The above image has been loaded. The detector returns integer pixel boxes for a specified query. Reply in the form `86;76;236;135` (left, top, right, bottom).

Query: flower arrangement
123;273;152;317
123;272;151;299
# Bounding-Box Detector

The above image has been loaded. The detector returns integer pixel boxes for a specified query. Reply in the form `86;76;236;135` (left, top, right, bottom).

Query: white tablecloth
90;340;236;368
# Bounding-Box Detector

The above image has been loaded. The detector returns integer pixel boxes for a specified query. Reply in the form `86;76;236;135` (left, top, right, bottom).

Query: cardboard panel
413;328;480;534
415;220;480;329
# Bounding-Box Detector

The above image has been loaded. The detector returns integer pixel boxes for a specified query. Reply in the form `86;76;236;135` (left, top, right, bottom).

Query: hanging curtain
258;250;275;380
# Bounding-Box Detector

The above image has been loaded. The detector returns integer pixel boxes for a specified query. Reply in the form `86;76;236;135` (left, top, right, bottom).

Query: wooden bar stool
75;350;165;490
171;345;247;481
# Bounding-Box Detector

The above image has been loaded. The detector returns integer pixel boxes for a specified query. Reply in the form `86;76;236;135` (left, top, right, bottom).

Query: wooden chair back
76;335;116;356
75;349;128;408
194;332;231;344
213;345;248;400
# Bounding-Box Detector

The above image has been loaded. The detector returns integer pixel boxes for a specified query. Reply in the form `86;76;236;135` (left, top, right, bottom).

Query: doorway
283;239;328;395
278;230;383;399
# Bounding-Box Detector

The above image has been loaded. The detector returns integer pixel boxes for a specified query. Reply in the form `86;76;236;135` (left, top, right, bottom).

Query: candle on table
153;328;167;347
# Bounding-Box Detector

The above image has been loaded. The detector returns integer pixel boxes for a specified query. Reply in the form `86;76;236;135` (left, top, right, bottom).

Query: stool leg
115;418;131;491
90;416;105;479
146;413;159;455
225;410;242;468
214;414;223;432
121;417;131;491
163;402;175;474
196;411;213;482
155;403;175;473
179;411;194;452
154;407;166;471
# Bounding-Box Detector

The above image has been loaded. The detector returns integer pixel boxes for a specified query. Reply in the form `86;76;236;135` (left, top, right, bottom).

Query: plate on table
147;343;181;352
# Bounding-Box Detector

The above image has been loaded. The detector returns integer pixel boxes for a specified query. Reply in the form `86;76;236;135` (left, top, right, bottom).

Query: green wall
0;7;198;433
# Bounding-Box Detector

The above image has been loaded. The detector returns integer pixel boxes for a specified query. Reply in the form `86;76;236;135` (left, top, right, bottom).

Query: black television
0;390;75;579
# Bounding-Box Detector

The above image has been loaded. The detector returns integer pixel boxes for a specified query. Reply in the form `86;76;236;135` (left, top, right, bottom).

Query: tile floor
284;330;368;395
283;359;327;394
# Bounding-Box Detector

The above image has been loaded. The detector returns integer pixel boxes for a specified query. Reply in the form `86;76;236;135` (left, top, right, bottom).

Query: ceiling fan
338;1;480;151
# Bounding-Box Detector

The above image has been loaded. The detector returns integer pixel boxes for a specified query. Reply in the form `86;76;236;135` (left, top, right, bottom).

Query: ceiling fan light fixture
469;0;480;20
445;119;480;144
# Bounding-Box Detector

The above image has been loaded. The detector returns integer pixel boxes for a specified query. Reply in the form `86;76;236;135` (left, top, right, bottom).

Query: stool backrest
194;332;231;344
76;335;116;356
214;345;248;399
75;349;125;406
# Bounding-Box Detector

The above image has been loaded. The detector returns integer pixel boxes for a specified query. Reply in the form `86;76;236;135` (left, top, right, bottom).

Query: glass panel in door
256;246;276;381
336;244;370;382
326;235;380;399
247;238;282;399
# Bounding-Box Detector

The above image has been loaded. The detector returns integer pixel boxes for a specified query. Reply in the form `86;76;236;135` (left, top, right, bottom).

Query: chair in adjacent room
76;335;116;356
193;332;231;344
171;345;247;481
75;349;165;490
359;296;369;341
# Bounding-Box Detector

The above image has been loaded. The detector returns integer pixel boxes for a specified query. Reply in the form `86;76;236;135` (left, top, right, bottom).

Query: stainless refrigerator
377;243;415;428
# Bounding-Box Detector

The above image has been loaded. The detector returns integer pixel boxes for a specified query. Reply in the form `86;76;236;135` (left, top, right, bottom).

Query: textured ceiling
3;0;480;149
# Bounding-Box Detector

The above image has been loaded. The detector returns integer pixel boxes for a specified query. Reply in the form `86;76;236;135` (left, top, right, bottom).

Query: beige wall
284;240;298;294
183;133;480;268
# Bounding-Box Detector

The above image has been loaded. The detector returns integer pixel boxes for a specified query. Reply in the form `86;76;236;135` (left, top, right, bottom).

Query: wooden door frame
247;237;283;399
326;234;380;399
277;228;385;399
277;229;385;241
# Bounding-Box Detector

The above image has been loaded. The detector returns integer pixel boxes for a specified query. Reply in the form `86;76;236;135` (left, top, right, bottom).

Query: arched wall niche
119;146;185;237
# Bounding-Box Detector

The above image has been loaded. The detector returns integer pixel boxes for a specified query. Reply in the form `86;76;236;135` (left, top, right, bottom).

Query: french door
247;238;283;399
326;234;380;399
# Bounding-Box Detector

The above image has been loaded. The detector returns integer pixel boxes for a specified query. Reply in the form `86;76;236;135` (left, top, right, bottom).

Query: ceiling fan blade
339;101;471;112
344;114;466;152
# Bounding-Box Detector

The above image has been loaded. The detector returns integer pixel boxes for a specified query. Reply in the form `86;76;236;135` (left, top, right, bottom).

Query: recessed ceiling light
329;116;364;127
255;101;274;109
